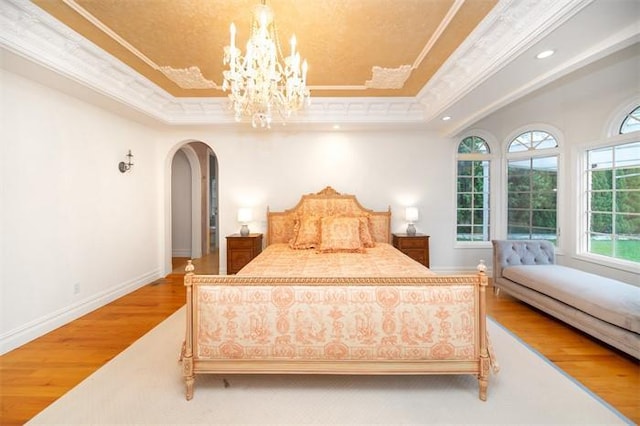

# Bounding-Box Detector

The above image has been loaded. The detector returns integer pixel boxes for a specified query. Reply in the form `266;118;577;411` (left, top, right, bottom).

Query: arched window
506;130;559;243
456;136;491;242
619;105;640;134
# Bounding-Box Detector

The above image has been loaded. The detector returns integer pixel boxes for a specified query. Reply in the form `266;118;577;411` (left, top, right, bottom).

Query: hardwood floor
1;256;638;424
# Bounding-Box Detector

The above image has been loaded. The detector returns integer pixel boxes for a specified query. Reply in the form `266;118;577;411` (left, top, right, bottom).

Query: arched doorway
167;141;219;274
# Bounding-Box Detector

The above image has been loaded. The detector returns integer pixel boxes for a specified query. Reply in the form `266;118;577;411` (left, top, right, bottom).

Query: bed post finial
185;259;195;274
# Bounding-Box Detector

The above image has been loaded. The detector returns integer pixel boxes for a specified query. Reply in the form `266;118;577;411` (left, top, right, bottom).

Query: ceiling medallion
222;0;310;128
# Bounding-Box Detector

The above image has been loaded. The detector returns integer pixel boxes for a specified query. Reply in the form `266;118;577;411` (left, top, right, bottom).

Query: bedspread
237;243;435;277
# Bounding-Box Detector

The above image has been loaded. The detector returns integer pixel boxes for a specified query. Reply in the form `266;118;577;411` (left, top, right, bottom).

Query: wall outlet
73;282;80;295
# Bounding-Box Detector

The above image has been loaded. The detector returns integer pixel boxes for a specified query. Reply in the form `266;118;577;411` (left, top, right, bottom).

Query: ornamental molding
416;0;594;121
365;65;412;90
0;0;597;128
159;66;217;90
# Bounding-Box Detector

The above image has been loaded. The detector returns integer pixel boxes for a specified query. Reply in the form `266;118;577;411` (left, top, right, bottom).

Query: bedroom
0;0;638;423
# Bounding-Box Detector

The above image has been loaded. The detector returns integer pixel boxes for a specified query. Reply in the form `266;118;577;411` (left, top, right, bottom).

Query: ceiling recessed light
442;116;452;121
332;124;341;130
536;49;555;59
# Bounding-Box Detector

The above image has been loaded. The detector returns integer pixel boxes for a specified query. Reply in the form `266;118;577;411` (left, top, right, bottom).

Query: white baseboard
0;268;163;355
172;249;191;257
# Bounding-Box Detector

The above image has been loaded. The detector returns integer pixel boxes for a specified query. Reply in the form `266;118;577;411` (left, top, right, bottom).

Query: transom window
456;136;491;242
585;141;640;262
620;105;640;134
508;130;558;153
507;131;559;243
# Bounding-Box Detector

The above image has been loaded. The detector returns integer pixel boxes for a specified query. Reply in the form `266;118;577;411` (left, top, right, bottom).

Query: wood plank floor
1;255;638;425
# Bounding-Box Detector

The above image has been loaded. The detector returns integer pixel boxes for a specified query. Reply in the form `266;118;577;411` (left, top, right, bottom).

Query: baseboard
0;268;163;355
172;249;191;257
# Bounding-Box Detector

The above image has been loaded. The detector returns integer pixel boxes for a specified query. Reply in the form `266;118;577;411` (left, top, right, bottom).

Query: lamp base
240;224;250;236
406;223;416;236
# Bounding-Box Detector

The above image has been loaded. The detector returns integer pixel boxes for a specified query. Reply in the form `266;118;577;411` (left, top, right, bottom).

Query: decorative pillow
357;215;375;248
289;215;321;249
317;216;364;253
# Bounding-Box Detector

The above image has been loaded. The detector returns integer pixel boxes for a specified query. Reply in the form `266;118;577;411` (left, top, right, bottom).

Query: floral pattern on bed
196;285;477;361
237;243;435;277
267;187;391;244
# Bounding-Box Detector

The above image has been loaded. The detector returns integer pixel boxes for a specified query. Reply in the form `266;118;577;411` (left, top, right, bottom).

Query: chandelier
222;1;310;128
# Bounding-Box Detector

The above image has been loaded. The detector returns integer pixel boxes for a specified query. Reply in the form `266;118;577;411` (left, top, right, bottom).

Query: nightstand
392;233;430;268
226;233;263;274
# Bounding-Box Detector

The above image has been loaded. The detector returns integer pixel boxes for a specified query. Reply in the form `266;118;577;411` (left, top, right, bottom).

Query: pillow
357;215;375;248
289;214;321;249
317;216;364;253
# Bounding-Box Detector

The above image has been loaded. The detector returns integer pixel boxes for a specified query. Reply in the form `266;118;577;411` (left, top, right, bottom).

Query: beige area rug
28;307;630;425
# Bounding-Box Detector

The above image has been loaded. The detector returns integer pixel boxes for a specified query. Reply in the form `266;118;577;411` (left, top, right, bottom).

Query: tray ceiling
31;0;497;98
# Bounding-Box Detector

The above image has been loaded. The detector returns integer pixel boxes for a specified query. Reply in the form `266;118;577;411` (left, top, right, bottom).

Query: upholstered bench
492;240;639;359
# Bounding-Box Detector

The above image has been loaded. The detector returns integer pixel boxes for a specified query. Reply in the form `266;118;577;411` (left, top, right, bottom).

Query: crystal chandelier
222;1;310;128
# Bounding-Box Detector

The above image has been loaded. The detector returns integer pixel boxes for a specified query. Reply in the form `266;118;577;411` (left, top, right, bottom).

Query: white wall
468;43;640;284
171;149;192;257
158;128;479;275
0;68;163;354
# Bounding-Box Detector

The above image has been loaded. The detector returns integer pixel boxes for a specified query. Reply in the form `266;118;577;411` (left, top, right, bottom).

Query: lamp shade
237;208;253;223
405;207;419;222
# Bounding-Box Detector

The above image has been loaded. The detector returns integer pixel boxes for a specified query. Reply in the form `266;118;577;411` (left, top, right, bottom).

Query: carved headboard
267;186;391;245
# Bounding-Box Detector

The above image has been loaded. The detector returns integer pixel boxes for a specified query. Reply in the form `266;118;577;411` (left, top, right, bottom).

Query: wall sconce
237;208;253;236
405;207;419;235
118;150;134;173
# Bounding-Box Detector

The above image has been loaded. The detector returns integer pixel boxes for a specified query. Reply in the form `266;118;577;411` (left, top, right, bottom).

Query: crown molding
0;0;595;128
416;0;594;121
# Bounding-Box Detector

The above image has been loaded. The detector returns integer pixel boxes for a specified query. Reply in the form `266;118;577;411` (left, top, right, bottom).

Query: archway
165;140;219;275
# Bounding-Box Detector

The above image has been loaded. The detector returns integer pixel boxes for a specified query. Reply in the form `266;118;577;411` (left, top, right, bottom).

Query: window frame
576;133;640;272
454;131;497;249
503;127;561;247
619;105;640;134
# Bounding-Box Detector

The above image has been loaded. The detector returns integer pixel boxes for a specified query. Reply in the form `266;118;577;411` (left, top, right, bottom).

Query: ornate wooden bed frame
181;187;493;401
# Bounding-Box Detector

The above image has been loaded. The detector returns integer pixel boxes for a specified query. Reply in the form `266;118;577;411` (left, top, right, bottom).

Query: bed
181;187;496;401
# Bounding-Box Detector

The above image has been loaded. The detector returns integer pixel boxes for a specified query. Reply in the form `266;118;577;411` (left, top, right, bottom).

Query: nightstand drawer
392;233;430;268
397;238;427;249
403;249;427;264
226;234;263;274
228;238;256;249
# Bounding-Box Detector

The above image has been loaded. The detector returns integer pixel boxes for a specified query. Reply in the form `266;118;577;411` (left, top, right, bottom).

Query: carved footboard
182;261;490;401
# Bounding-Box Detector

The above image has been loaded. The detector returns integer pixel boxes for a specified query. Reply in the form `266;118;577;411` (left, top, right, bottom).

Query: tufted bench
492;240;639;359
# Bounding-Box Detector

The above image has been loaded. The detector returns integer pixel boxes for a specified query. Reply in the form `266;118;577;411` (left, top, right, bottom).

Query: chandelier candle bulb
230;23;236;48
259;10;267;30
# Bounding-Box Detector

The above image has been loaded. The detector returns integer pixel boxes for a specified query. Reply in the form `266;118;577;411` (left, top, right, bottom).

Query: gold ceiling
32;0;497;98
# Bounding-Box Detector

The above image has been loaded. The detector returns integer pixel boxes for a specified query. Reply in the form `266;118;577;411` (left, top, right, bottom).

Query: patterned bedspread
236;243;435;277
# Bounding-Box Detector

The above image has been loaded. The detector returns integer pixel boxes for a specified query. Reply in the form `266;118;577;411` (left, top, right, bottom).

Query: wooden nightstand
226;233;263;274
392;233;430;268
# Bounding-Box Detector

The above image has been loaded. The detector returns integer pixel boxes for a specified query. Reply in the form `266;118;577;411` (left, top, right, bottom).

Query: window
506;131;558;243
585;141;640;262
456;136;490;242
620;105;640;134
